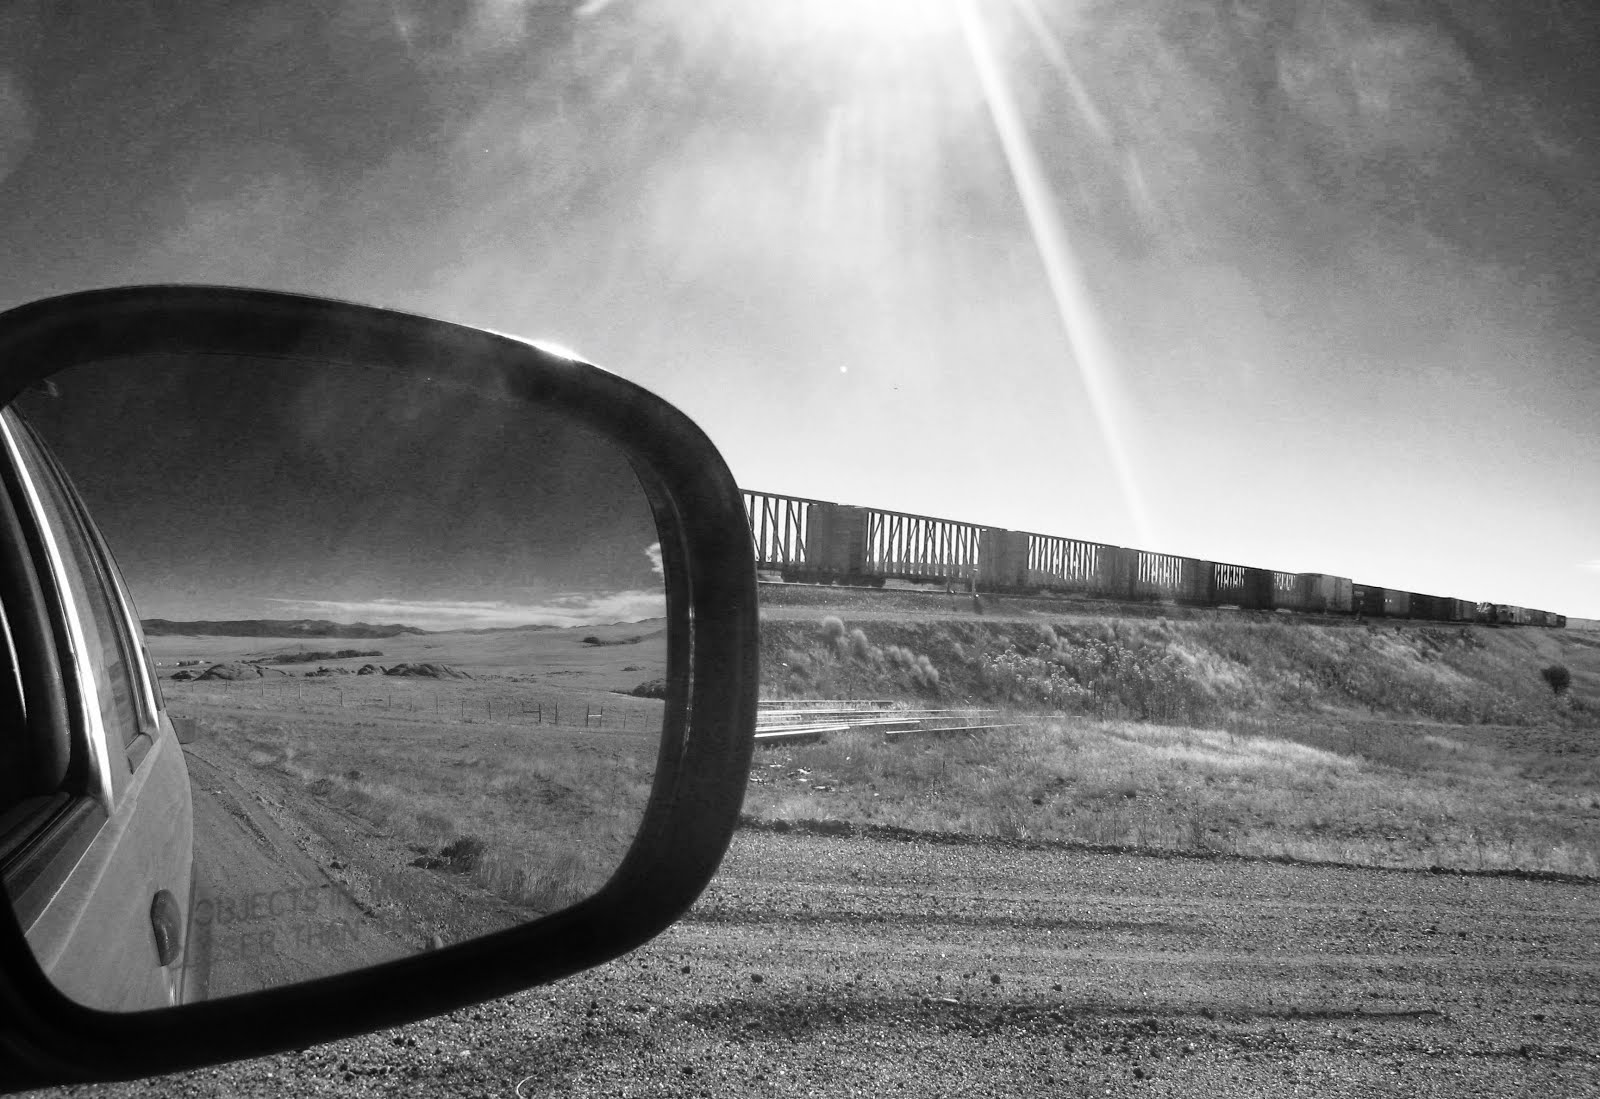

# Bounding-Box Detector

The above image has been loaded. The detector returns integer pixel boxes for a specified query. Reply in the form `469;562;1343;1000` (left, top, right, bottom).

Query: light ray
955;0;1153;546
1010;0;1156;218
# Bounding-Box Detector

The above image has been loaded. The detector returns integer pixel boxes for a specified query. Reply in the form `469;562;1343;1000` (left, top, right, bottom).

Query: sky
0;0;1596;617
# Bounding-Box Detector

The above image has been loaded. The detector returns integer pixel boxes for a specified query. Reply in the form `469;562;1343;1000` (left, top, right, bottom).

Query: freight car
740;490;1564;628
1301;574;1355;614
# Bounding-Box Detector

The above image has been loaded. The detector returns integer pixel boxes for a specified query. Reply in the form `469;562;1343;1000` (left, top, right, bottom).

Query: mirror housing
0;286;758;1087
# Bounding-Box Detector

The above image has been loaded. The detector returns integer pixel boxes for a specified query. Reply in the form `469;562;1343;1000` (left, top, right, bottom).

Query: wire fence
160;676;661;732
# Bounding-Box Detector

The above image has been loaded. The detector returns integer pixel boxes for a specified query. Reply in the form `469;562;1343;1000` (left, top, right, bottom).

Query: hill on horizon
141;619;430;639
140;616;670;639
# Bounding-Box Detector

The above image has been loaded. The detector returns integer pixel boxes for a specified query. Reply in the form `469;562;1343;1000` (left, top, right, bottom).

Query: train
742;490;1565;628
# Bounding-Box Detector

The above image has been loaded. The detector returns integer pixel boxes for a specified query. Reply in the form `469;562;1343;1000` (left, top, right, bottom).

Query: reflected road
181;743;410;1001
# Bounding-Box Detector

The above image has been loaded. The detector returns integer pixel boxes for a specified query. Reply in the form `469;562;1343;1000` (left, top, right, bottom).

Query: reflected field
157;626;666;1000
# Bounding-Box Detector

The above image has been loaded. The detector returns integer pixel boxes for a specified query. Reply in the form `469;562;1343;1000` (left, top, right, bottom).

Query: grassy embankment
749;603;1600;874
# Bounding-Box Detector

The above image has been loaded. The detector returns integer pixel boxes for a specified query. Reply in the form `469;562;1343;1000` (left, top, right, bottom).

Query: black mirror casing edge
0;286;759;1088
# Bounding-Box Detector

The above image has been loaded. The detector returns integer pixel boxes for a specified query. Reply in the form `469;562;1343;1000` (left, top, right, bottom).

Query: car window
0;599;37;811
32;421;163;736
0;412;144;798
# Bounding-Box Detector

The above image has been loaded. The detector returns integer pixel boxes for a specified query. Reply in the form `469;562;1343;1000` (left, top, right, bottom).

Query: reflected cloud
645;542;663;576
266;591;666;631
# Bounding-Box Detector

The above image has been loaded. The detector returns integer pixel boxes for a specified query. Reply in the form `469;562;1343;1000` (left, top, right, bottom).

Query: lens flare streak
956;0;1153;545
1010;0;1156;219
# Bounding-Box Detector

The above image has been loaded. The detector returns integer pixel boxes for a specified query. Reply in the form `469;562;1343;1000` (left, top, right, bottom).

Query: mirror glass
2;354;667;1009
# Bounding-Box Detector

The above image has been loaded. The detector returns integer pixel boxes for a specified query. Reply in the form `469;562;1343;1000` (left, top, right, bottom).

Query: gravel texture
26;828;1600;1098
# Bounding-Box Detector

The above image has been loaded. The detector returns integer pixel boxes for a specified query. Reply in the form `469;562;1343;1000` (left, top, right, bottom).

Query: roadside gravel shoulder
25;828;1600;1098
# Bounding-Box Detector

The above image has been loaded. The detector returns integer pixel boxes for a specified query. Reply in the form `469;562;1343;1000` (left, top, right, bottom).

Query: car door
0;406;195;1010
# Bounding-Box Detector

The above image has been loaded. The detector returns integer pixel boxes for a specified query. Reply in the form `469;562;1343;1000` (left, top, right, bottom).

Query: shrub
440;835;488;873
820;616;846;643
848;628;873;661
629;678;668;699
1541;664;1572;696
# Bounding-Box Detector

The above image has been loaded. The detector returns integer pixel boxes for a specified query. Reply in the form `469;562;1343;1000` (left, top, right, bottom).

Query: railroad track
753;699;1020;742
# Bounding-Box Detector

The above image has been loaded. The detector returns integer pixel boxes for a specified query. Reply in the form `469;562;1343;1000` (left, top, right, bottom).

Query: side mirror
0;287;757;1088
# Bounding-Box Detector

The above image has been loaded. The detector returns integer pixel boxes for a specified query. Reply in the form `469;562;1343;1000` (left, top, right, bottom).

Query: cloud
645;542;663;576
136;145;326;283
1581;560;1600;573
386;0;562;65
265;590;666;631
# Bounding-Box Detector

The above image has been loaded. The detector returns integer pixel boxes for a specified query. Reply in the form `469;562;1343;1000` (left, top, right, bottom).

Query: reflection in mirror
3;356;667;1010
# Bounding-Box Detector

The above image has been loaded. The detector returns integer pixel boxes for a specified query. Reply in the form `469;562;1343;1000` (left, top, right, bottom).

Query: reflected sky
17;357;663;629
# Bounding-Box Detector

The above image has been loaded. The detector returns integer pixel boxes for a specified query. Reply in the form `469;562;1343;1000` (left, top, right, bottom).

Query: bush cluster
978;644;1091;708
821;621;939;689
883;643;940;689
776;618;941;696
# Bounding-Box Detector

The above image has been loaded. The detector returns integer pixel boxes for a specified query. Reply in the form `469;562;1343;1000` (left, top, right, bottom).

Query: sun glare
630;0;1151;543
531;338;584;361
751;0;955;43
657;0;961;71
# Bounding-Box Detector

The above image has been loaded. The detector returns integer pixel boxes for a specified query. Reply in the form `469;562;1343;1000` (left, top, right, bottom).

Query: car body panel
23;721;192;1009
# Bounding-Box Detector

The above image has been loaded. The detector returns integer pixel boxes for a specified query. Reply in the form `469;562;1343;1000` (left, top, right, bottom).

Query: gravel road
26;829;1600;1098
